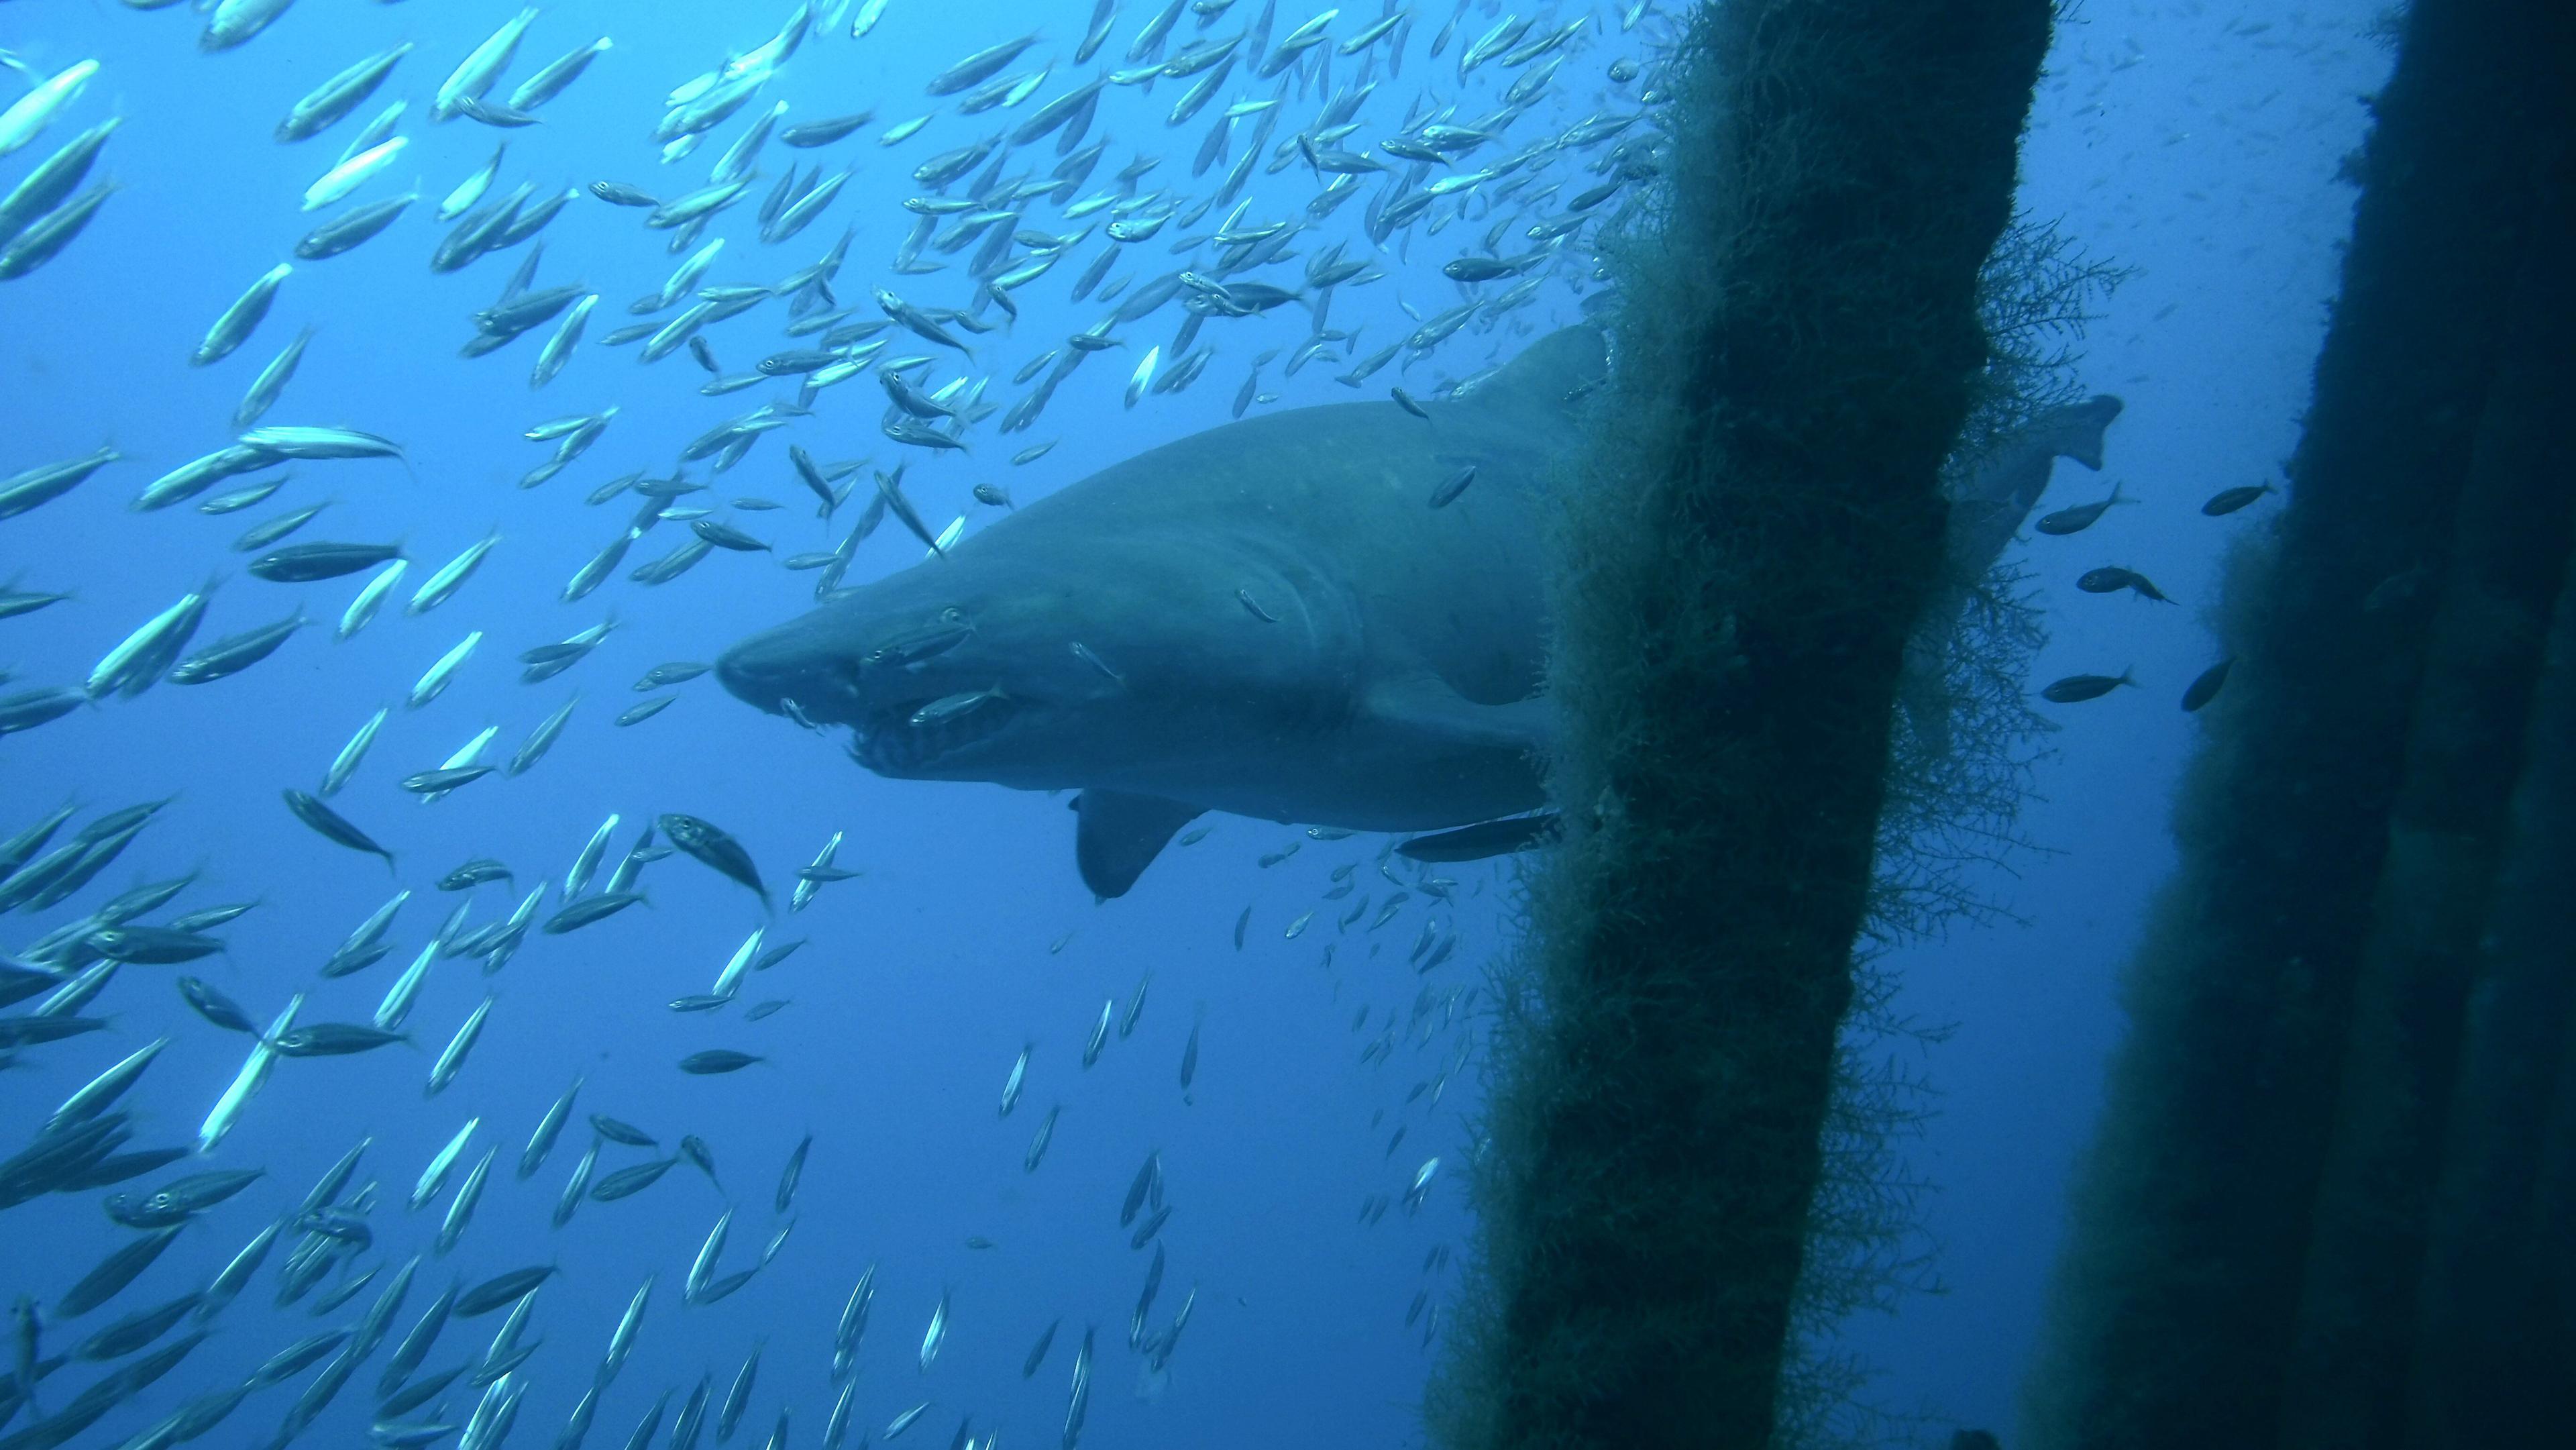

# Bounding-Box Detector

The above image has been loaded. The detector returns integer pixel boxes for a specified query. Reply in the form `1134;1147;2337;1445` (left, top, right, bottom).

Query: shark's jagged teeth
848;696;1021;774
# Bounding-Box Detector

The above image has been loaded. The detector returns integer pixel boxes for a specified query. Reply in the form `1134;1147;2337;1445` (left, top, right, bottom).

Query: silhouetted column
2021;1;2575;1445
1429;0;2050;1445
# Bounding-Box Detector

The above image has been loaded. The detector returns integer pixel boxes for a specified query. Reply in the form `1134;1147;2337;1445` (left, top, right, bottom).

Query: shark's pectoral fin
1071;790;1204;900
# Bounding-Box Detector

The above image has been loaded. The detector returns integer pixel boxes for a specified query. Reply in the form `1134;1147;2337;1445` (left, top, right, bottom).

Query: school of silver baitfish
0;0;2268;1446
0;2;1673;1448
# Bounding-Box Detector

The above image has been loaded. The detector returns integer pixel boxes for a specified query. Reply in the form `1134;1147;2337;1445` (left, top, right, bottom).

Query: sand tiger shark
716;325;2119;898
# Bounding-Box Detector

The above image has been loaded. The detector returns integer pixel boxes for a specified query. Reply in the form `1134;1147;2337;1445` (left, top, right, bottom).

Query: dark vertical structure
2406;543;2576;1447
1430;0;2050;1445
2023;0;2576;1445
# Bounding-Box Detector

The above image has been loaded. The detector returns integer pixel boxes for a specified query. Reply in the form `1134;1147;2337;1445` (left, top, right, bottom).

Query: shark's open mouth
848;692;1024;774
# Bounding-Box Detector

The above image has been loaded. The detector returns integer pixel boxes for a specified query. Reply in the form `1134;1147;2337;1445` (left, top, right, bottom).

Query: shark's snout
715;622;837;720
716;610;1022;775
713;652;765;713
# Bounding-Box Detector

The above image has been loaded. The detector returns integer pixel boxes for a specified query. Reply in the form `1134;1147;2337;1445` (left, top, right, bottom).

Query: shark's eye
940;606;967;625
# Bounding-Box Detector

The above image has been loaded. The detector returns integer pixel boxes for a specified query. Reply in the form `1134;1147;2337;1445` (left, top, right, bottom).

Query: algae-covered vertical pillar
2020;0;2576;1445
2408;525;2576;1447
2279;53;2575;1443
1430;0;2049;1445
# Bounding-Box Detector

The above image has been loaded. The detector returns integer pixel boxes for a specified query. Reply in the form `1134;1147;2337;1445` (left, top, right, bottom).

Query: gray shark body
718;325;2116;898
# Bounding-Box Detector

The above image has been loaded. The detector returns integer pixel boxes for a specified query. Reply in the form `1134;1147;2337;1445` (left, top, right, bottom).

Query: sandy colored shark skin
1899;390;2127;754
718;326;2117;899
718;327;1601;897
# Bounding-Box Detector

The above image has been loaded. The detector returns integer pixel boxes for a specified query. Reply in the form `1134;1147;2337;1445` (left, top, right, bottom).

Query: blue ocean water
0;2;2387;1447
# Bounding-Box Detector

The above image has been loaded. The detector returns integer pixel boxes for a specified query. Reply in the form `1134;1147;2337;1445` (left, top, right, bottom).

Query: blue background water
0;1;2387;1445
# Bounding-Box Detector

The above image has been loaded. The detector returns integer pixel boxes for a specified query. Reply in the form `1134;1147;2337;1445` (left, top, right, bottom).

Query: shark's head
716;523;1360;796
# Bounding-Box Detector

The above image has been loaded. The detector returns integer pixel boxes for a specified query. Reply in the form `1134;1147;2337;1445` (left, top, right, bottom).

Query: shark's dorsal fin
1456;325;1609;420
1072;790;1203;900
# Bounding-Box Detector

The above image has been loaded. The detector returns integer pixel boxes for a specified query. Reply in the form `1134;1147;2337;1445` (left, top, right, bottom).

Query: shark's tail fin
2038;394;2125;471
